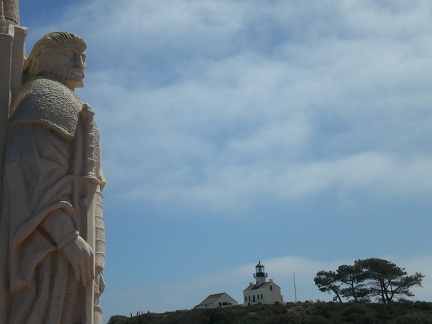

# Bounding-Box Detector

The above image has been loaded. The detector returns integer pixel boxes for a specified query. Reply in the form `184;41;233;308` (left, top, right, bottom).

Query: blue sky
19;0;432;321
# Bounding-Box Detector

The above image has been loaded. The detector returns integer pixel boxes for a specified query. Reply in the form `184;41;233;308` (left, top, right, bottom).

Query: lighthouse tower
243;261;283;305
253;261;268;285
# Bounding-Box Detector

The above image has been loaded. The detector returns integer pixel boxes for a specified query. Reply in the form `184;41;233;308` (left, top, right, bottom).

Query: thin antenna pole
293;272;297;302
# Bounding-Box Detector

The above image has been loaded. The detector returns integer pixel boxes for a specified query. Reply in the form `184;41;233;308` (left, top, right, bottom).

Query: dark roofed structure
195;292;238;309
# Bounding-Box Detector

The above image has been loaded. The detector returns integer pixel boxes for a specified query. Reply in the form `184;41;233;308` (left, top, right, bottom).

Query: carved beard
50;70;84;89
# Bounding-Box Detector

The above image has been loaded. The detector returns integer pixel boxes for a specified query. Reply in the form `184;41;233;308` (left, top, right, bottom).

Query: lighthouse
253;261;268;285
243;261;283;305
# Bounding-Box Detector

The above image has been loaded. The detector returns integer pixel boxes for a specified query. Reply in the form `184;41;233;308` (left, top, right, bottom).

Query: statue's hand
62;236;95;286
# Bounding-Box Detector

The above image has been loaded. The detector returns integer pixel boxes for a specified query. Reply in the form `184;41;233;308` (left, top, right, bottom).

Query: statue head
23;31;87;90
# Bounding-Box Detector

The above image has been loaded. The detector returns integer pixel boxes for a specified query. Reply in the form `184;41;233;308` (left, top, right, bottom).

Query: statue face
44;42;86;90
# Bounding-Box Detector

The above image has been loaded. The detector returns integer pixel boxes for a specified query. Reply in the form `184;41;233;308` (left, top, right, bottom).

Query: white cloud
39;0;427;222
277;153;432;198
112;152;432;219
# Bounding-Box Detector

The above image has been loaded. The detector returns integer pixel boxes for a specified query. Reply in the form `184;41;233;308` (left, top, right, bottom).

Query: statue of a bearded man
0;31;106;324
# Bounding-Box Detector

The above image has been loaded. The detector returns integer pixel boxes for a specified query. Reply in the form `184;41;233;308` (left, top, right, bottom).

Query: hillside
108;301;432;324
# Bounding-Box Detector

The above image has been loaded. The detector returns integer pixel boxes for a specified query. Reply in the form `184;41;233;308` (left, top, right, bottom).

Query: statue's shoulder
9;78;83;140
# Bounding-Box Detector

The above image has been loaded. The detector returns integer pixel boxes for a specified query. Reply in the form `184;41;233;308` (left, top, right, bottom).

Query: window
261;294;263;299
270;285;273;291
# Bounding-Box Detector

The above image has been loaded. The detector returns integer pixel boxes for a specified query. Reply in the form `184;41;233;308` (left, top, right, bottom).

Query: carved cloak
0;77;104;324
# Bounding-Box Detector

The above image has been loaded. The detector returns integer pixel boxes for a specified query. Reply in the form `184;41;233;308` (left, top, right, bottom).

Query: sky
18;0;432;322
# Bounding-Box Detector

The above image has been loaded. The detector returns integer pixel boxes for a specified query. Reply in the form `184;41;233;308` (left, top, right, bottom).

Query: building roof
196;292;236;307
243;281;280;292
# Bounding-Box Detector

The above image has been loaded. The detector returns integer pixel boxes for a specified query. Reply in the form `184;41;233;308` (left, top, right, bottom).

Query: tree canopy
314;258;424;303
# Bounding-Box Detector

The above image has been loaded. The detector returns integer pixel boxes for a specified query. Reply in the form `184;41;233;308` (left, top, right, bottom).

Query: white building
243;261;283;305
195;292;238;309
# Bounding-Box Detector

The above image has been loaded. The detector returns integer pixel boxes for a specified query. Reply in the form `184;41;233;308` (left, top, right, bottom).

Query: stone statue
0;31;106;324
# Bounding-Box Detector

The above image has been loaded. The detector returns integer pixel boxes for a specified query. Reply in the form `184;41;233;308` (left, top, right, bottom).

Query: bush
393;312;432;324
108;301;432;324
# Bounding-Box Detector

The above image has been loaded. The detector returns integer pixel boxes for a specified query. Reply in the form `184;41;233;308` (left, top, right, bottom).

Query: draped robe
0;77;105;324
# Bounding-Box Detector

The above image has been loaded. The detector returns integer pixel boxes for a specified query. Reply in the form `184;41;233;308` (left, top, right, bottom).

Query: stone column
0;25;26;201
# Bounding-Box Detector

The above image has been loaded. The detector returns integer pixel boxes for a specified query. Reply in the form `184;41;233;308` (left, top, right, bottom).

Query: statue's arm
39;210;95;286
39;210;79;249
